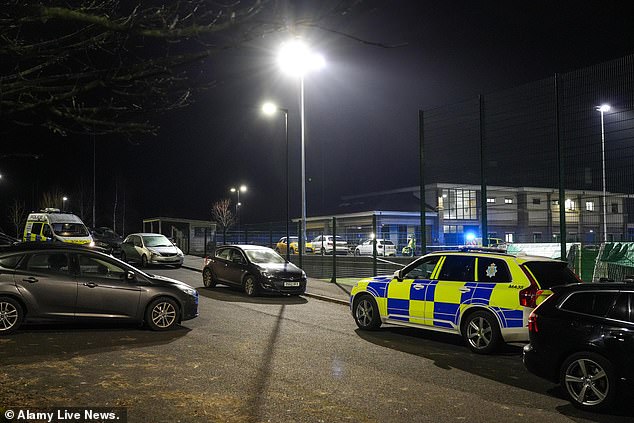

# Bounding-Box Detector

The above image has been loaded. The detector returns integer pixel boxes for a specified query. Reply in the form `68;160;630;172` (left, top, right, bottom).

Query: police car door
387;255;441;324
426;255;476;330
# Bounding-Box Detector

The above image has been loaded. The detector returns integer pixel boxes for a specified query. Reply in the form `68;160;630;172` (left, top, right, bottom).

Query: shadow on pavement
355;326;634;422
0;321;191;366
198;286;308;305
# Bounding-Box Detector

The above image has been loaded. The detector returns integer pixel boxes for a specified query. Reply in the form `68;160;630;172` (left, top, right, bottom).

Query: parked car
523;282;634;411
0;243;198;335
91;227;123;256
202;245;306;296
120;233;184;268
274;236;314;254
311;235;348;255
350;248;581;353
354;239;396;256
0;232;19;248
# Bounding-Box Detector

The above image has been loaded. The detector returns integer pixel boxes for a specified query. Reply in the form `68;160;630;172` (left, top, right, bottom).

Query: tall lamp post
62;196;68;212
596;104;610;242
262;102;291;261
277;39;324;250
230;185;247;241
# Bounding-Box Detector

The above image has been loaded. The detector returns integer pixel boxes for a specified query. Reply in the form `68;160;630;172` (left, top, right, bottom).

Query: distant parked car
0;243;198;334
354;239;396;256
202;245;306;296
0;232;19;248
311;235;348;255
523;282;634;411
91;227;123;256
274;236;314;254
120;233;184;268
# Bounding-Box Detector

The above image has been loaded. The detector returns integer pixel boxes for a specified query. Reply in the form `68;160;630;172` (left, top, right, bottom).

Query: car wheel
120;251;127;263
353;295;382;330
354;249;360;256
141;254;148;268
202;268;217;288
560;352;616;411
243;275;258;297
321;247;326;256
0;297;23;335
462;310;501;354
146;297;179;331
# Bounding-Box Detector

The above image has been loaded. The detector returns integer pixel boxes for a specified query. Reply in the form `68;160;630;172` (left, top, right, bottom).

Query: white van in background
23;208;94;246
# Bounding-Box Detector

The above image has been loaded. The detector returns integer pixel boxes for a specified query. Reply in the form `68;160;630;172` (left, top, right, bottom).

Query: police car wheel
353;295;381;330
462;311;501;354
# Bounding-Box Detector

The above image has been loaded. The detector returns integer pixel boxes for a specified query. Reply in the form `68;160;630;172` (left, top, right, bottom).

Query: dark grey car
0;244;198;335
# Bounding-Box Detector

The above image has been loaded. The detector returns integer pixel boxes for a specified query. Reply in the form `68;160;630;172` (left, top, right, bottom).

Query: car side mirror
393;269;403;281
126;271;136;281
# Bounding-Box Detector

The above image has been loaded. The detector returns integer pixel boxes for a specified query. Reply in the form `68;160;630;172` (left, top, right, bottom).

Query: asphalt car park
2;264;633;422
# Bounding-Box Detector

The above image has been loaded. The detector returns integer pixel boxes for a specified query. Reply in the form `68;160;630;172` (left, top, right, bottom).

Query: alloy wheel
0;301;19;332
564;358;610;406
466;316;492;349
355;299;374;327
151;301;177;329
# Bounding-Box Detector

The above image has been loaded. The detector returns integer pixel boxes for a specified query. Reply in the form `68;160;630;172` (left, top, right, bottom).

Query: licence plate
284;282;300;287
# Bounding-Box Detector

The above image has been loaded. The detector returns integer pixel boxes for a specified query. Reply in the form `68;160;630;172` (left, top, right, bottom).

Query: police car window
0;255;23;269
477;258;511;283
438;256;476;282
30;222;43;235
42;225;53;237
52;223;88;237
404;256;440;279
560;292;617;317
607;293;632;323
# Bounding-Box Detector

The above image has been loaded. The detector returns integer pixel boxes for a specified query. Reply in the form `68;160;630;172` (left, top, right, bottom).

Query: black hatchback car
0;243;198;335
202;245;306;296
523;283;634;411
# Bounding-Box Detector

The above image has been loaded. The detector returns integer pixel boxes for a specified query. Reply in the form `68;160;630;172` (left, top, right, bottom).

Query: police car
350;249;581;354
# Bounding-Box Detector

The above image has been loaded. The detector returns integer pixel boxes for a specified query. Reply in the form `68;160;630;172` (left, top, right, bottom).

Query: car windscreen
381;240;395;246
245;249;286;264
142;235;172;247
52;223;89;237
523;261;580;289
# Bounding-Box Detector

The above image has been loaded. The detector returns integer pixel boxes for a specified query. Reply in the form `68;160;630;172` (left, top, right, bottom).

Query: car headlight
149;249;161;257
89;241;96;247
177;249;184;257
301;271;307;279
181;287;197;297
261;271;273;279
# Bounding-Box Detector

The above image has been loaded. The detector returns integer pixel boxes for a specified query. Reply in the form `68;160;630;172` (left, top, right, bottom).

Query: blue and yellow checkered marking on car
351;275;525;330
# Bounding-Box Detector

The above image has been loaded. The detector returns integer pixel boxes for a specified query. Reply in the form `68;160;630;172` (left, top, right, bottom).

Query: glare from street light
598;104;611;112
262;102;277;115
239;185;247;192
278;39;325;76
230;187;236;193
63;196;68;201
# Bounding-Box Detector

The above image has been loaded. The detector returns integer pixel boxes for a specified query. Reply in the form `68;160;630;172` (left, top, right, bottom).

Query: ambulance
22;208;94;246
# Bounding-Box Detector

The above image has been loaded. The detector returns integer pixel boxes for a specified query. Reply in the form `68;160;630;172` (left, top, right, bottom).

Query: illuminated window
486;198;495;204
505;233;514;243
565;199;575;210
442;189;477;220
585;201;595;211
504;198;513;204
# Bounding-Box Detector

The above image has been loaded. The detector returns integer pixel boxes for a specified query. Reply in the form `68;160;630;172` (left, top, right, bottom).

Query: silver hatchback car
120;233;184;268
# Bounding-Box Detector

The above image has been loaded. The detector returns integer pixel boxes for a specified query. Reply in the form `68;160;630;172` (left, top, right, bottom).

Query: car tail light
519;265;539;308
203;256;210;267
528;310;539;333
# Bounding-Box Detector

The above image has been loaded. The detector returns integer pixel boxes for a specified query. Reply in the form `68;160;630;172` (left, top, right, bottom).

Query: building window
585;201;595;211
565;199;575;211
533;232;542;242
552;200;559;206
532;198;541;205
441;188;477;220
611;203;619;214
505;233;514;243
486;198;495;204
504;198;513;204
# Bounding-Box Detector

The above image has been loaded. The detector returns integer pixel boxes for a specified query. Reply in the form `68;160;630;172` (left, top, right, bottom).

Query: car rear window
560;291;618;317
523;261;579;289
0;254;23;269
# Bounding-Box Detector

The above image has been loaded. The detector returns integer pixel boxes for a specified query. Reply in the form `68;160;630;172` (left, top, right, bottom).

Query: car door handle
22;277;38;283
413;283;425;290
83;282;98;288
459;287;471;293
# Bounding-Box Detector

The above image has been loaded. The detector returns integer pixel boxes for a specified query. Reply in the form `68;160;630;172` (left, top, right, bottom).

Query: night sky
2;1;634;234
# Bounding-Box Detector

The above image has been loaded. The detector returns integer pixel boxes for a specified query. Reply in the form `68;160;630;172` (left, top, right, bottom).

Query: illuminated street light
262;101;291;261
277;39;324;250
62;196;68;212
230;185;247;242
596;104;611;242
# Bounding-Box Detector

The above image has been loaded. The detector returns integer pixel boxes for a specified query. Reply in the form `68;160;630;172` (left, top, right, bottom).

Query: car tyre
202;268;217;288
141;254;148;268
462;310;501;354
0;297;24;335
243;275;258;297
321;247;327;256
560;352;616;411
146;297;179;331
353;295;382;330
354;249;360;256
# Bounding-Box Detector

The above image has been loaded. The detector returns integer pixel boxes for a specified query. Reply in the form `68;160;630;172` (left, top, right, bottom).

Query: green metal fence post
555;73;567;261
298;220;303;269
479;95;488;246
331;216;337;283
419;110;427;255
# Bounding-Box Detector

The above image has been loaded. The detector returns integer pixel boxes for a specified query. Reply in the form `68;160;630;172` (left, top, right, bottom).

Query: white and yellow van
23;208;94;245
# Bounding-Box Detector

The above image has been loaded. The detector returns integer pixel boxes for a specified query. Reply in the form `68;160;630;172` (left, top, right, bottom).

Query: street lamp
262;101;291;261
277;38;324;251
596;104;611;242
62;196;68;212
230;185;247;241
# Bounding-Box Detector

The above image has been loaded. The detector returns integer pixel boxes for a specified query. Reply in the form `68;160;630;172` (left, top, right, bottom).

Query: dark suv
523;283;634;411
0;243;198;334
